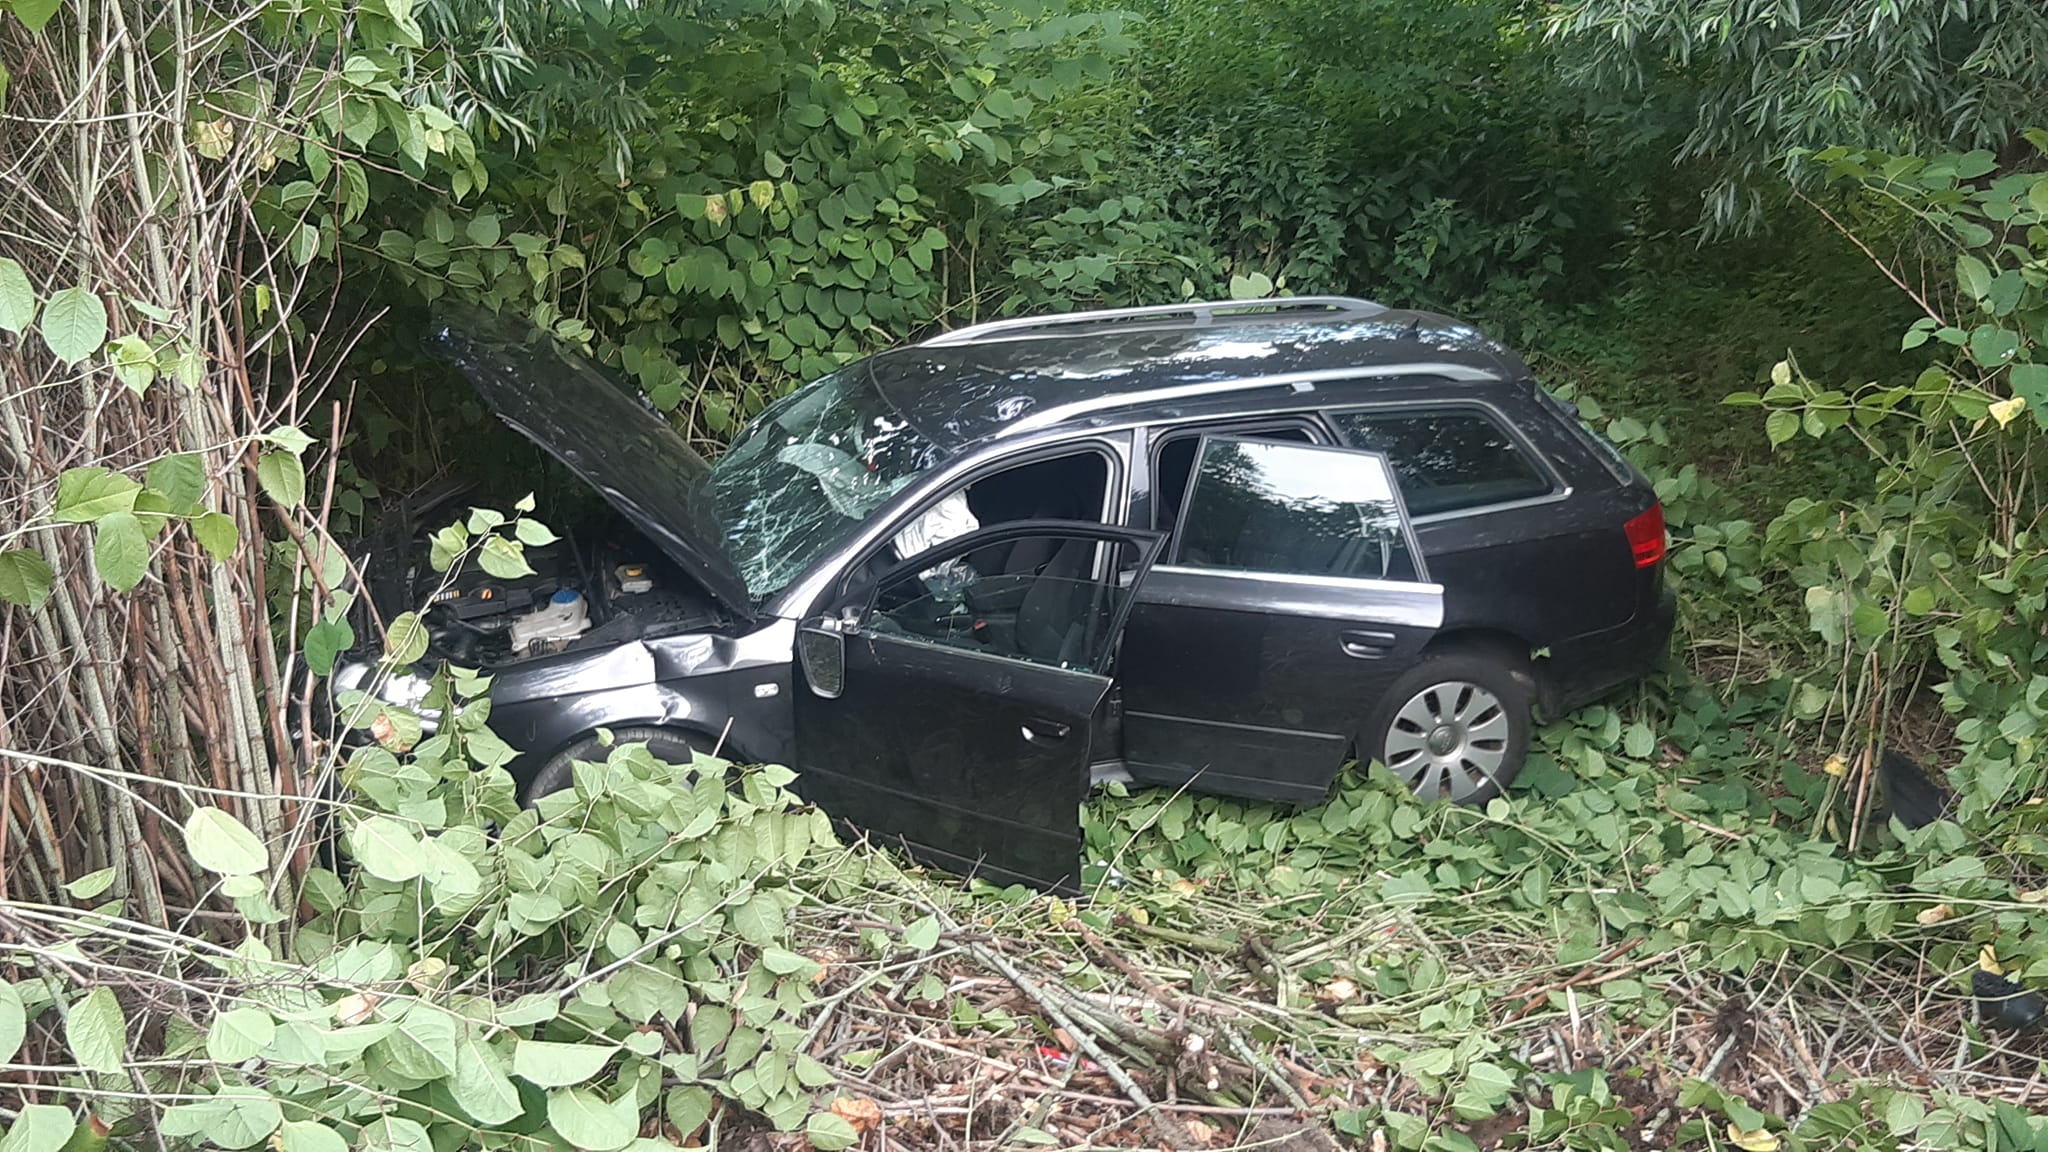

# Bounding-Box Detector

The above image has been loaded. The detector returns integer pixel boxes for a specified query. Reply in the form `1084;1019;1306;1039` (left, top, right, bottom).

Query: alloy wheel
1382;679;1510;802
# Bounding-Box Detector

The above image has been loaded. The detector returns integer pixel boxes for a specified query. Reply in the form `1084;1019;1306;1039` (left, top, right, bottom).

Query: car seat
1012;537;1095;668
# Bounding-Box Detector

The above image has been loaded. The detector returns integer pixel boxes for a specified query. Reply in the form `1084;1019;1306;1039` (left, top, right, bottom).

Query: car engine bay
360;480;723;670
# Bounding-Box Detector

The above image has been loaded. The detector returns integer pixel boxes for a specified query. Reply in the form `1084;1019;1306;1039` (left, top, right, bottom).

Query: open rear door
791;521;1162;894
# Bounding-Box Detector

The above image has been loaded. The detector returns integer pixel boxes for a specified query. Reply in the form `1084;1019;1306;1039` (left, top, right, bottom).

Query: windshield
705;368;949;599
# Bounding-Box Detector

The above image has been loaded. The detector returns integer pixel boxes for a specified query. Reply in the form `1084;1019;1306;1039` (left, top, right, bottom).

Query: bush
3;681;858;1152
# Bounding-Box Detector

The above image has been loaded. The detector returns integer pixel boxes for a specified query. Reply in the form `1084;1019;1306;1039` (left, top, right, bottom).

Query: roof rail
919;295;1388;348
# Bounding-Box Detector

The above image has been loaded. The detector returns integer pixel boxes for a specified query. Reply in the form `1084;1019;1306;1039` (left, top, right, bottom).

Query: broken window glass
705;370;950;599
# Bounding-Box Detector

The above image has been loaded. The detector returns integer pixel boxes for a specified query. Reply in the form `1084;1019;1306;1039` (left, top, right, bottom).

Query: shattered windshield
705;368;949;599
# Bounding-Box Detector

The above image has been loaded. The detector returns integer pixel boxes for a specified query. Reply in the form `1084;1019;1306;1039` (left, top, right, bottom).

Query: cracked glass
706;369;951;599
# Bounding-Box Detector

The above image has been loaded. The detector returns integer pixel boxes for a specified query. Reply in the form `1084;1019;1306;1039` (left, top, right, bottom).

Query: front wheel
1364;650;1533;804
524;727;711;805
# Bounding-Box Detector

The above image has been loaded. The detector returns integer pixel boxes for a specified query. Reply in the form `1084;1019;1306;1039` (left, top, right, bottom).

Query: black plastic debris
1974;968;2047;1033
1876;748;1952;830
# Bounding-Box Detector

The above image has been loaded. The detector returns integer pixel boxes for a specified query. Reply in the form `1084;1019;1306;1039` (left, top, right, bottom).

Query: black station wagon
338;297;1674;892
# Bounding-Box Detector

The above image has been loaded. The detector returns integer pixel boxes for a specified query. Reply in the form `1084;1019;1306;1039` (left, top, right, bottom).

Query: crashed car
337;297;1674;893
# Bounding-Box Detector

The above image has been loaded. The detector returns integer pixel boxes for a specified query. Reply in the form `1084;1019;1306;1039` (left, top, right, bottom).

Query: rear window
1328;407;1552;516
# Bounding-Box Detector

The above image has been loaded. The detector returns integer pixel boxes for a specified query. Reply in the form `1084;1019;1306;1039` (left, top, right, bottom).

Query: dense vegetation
3;0;2048;1149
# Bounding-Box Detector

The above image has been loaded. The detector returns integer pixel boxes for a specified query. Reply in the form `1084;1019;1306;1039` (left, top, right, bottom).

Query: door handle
1022;719;1072;746
1340;629;1399;659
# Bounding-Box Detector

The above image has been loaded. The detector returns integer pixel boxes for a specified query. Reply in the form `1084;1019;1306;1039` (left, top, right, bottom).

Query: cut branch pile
777;876;2047;1151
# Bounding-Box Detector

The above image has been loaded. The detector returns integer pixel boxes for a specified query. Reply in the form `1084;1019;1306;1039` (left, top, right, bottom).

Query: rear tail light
1624;503;1666;568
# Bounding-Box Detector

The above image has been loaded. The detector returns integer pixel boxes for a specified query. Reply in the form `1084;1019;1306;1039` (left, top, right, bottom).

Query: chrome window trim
1150;564;1442;596
1001;363;1500;437
1409;487;1573;526
920;296;1388;347
1140;566;1444;630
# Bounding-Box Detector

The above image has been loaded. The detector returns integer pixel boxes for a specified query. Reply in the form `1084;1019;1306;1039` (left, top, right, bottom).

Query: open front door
791;521;1163;894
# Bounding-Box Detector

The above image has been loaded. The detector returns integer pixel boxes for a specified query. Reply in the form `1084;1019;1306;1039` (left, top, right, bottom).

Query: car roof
863;297;1529;450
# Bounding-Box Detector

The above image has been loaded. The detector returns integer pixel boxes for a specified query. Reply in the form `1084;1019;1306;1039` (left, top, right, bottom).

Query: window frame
1163;435;1432;586
824;434;1131;605
1322;400;1569;523
1144;415;1334;532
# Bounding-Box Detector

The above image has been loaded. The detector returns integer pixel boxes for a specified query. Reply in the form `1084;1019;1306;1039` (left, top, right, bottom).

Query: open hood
424;306;756;621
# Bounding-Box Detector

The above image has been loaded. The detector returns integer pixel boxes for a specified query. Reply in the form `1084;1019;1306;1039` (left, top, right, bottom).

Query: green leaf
0;258;36;334
209;1090;286;1147
806;1112;859;1151
371;1008;460;1085
206;1006;277;1064
277;1121;348;1152
288;223;319;267
346;815;425;882
63;867;115;900
729;890;786;946
107;334;156;395
478;535;533;579
2010;364;2048;410
514;1040;617;1088
66;986;126;1073
451;1029;523;1125
52;467;139;522
193;511;238;561
539;1087;633;1152
497;993;559;1027
257;450;306;507
0;1105;75;1152
92;511;148;591
1886;1092;1926;1136
145;453;206;509
264;425;316;455
467;214;502;247
384;610;429;665
361;1117;432;1152
1764;409;1798;447
304;615;354;676
8;0;62;33
1956;253;1993;302
901;915;940;951
1969;325;2020;368
0;549;53;609
689;1004;732;1053
514;518;558;546
1622;723;1655;759
38;286;107;365
0;983;24;1063
666;1086;714;1138
183;807;269;876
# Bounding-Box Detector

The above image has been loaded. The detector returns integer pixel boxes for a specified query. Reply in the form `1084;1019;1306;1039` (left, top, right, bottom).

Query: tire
1363;648;1534;805
524;727;711;804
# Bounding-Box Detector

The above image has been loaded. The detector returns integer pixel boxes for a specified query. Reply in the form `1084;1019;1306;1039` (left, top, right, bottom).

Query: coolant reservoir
510;588;590;653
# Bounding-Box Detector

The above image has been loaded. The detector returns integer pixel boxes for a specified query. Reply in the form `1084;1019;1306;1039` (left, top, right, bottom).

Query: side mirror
797;621;846;699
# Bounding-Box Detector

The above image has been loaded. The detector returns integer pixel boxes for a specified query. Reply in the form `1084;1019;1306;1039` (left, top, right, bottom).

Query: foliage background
5;0;2048;1148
